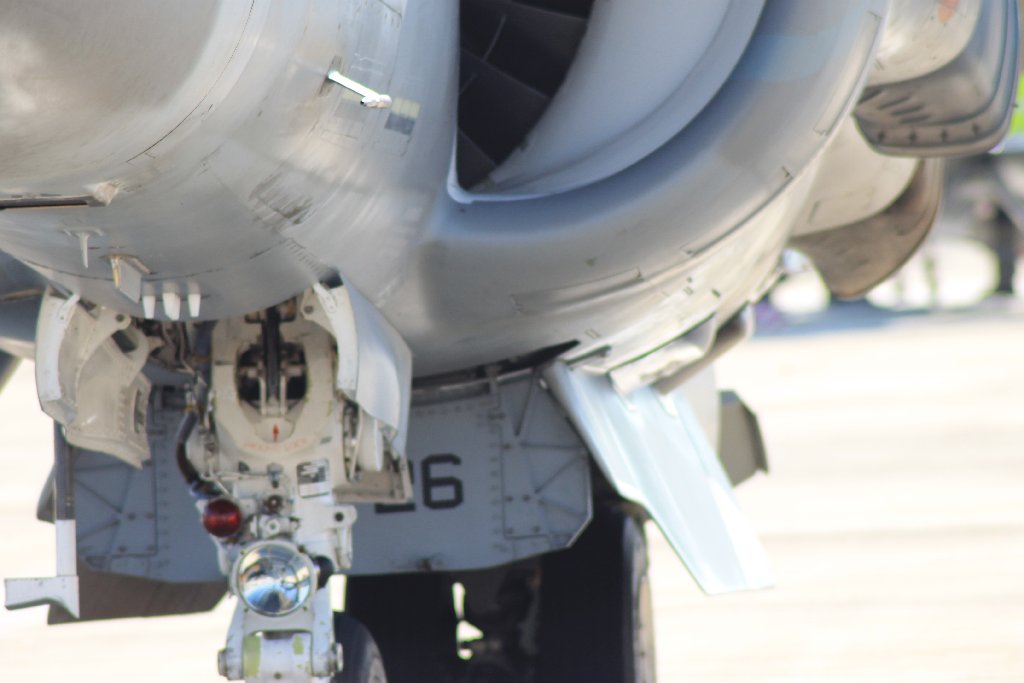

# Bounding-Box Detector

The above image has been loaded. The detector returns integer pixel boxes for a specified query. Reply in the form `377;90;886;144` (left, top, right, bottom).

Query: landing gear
186;285;415;681
536;504;656;683
333;613;388;683
342;503;656;683
21;286;656;682
345;573;459;683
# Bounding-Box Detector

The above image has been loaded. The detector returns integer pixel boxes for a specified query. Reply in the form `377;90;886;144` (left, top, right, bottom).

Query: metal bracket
326;68;392;109
4;574;79;618
5;425;81;618
219;589;338;682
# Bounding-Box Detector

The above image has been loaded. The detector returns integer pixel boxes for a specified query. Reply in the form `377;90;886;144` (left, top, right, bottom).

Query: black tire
333;613;388;683
535;505;657;683
345;572;459;683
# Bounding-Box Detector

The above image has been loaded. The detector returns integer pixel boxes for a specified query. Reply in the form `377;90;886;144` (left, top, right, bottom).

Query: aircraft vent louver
458;0;595;189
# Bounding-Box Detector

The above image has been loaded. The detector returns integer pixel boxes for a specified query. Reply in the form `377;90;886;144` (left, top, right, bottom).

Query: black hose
174;409;215;497
175;322;223;499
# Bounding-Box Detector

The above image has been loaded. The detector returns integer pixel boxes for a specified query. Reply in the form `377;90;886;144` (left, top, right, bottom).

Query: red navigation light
203;498;243;538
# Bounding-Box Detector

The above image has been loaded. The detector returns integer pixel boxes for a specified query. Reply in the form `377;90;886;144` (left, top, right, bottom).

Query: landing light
231;541;316;617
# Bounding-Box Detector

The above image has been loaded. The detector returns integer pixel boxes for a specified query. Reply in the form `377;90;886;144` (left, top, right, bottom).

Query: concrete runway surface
1;302;1023;682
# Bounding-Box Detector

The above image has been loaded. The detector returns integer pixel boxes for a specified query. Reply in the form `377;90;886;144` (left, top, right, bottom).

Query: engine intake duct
456;0;766;197
457;0;595;188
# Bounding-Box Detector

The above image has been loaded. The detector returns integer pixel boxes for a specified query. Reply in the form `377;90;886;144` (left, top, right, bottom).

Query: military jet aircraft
1;0;1018;681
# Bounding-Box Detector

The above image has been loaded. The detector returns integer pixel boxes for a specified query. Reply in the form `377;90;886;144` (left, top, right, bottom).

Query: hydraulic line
175;322;223;499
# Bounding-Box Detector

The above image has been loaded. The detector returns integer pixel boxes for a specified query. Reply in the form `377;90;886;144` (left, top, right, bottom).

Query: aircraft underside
0;0;1019;681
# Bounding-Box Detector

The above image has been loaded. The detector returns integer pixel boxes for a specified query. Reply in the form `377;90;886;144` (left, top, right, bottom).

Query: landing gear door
303;282;413;458
545;362;774;595
35;292;155;468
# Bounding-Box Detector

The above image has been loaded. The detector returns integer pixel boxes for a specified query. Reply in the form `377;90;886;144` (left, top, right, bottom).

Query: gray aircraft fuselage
0;1;886;375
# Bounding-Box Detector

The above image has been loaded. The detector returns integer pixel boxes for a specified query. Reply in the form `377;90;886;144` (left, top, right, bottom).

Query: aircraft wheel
333;613;387;683
345;572;458;683
536;504;657;683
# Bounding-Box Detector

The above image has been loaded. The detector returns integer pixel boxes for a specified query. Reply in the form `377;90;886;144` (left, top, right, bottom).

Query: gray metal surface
348;374;591;574
0;0;891;379
792;159;944;299
0;296;41;357
41;372;591;581
855;0;1020;156
0;350;19;395
46;563;224;625
545;362;774;595
480;0;765;196
38;387;223;583
717;390;768;488
0;0;452;324
401;0;890;373
0;0;1016;380
867;0;981;87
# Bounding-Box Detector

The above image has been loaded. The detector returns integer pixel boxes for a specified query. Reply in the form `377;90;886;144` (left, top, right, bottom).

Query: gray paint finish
545;362;774;595
0;1;889;379
36;389;223;583
50;374;592;582
349;375;592;575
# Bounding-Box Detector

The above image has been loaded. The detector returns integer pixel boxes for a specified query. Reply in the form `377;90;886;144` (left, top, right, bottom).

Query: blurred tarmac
654;299;1024;682
1;299;1023;681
